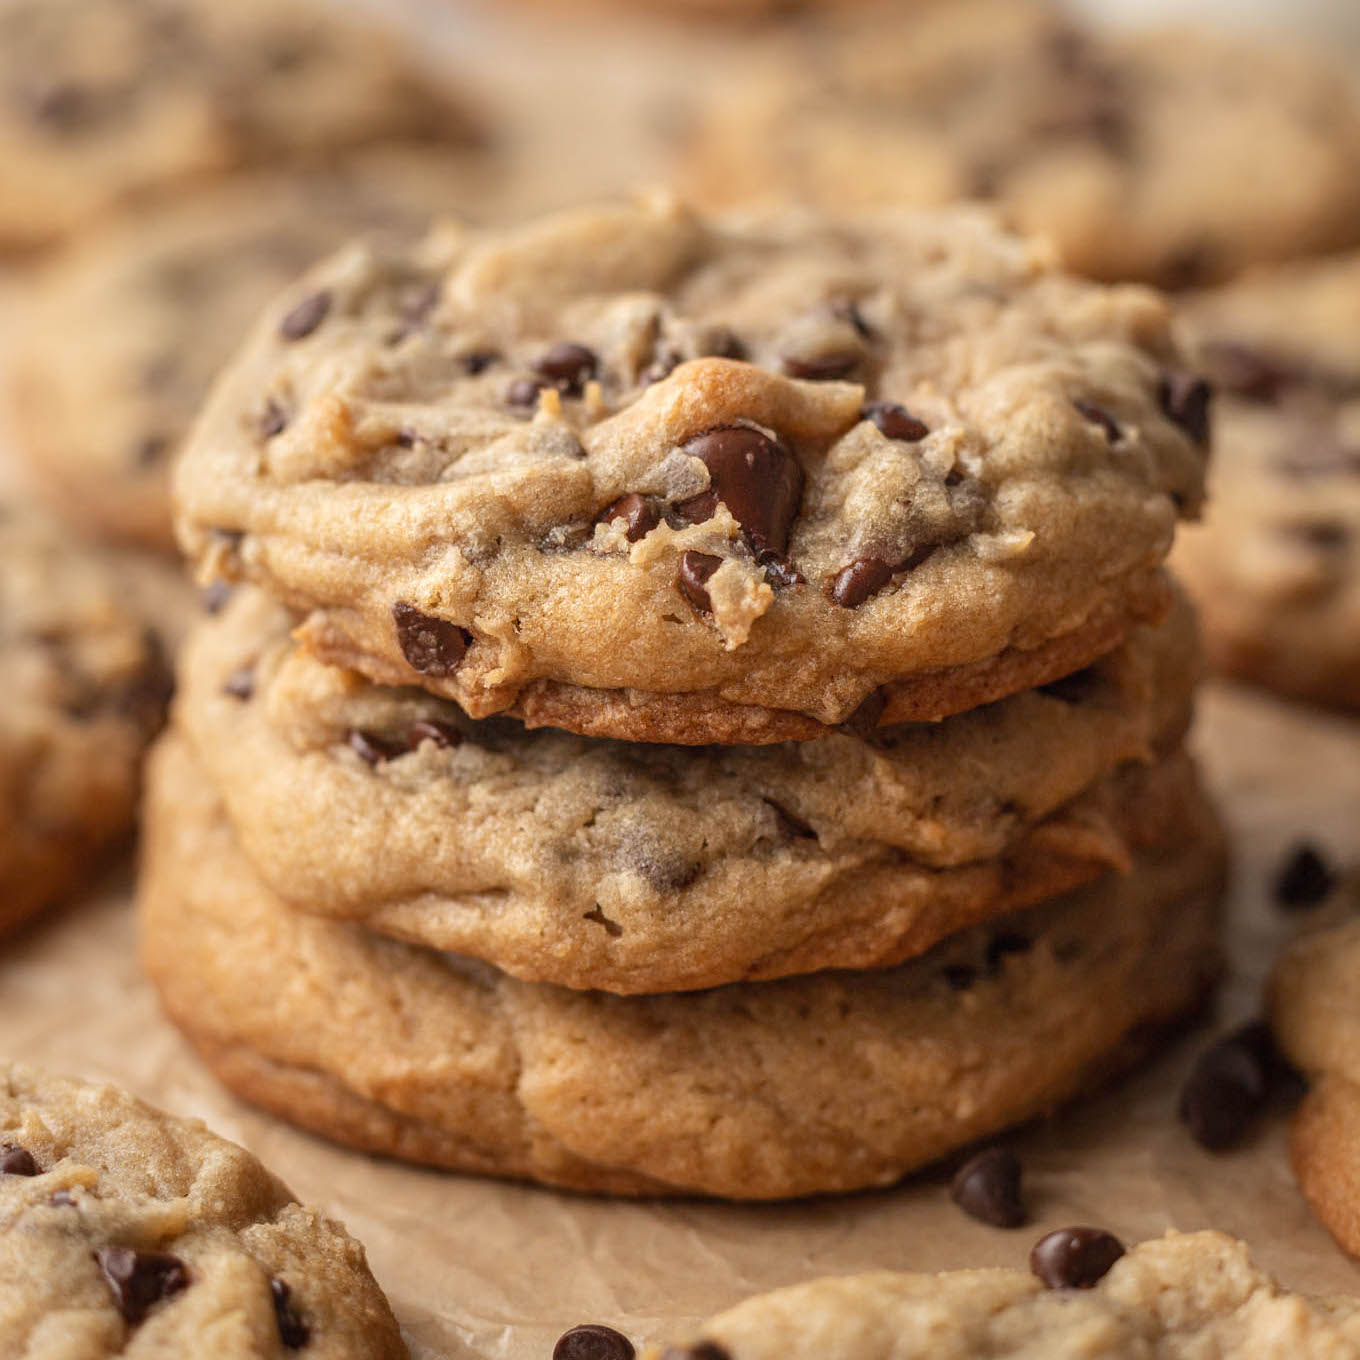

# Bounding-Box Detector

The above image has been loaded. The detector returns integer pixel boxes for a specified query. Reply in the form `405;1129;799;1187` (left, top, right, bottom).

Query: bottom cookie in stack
140;732;1224;1200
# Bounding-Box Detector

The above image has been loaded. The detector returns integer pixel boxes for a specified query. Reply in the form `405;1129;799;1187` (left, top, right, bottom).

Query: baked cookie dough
683;1;1360;287
0;1063;405;1357
10;151;492;552
0;507;173;939
1173;254;1360;708
649;1231;1360;1358
1271;909;1360;1259
0;0;480;250
140;733;1224;1199
175;585;1199;993
174;195;1207;743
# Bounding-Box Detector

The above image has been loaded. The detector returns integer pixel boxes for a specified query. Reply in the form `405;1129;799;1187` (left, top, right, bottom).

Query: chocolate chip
862;401;928;442
783;351;860;381
200;582;232;615
534;342;597;396
1273;842;1336;909
763;799;816;840
830;298;874;339
679;427;804;557
840;687;887;737
1200;342;1293;403
279;291;331;342
583;906;623;938
506;376;545;409
554;1323;635;1360
259;399;288;438
270;1278;309;1349
762;557;804;588
677;550;722;614
831;557;894;608
1030;1228;1125;1289
348;730;403;766
942;964;977;991
1158;372;1212;446
136;434;169;466
392;602;470;677
984;931;1032;973
1037;666;1100;705
597;493;661;543
96;1246;190;1326
1179;1023;1274;1150
0;1145;38;1176
408;719;462;750
222;665;255;701
951;1147;1026;1228
706;328;747;361
461;349;499;376
1074;401;1120;443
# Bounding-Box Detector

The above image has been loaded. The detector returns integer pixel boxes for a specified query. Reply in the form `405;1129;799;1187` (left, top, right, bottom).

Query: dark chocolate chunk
677;550;722;614
348;730;403;766
1178;1022;1277;1150
679;427;804;557
862;401;928;443
270;1278;310;1349
1030;1227;1125;1289
597;493;661;543
950;1147;1026;1228
392;602;470;677
96;1246;190;1326
222;665;255;701
554;1323;636;1360
0;1145;39;1176
279;290;331;342
1074;401;1121;443
831;557;894;608
408;719;462;750
1273;842;1336;909
1158;372;1212;446
534;342;597;396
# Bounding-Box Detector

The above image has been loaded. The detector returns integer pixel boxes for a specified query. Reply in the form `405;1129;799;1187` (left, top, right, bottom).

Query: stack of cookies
142;194;1223;1198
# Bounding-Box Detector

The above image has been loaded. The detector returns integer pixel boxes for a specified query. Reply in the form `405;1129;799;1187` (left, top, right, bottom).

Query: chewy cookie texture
0;1064;406;1358
173;194;1207;744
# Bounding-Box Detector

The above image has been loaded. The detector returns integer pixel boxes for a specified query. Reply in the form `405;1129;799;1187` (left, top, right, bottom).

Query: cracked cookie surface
174;195;1206;742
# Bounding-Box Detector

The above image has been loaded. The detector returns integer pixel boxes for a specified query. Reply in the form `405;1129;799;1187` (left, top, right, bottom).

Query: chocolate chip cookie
10;151;492;552
0;507;172;939
140;732;1224;1199
0;0;480;250
174;585;1199;993
1173;254;1360;708
1270;906;1360;1258
173;195;1206;743
649;1231;1360;1358
683;1;1360;287
0;1063;405;1356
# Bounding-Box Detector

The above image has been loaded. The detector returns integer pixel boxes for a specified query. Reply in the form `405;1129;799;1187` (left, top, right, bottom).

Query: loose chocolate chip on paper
677;550;722;614
597;493;661;543
279;290;331;342
951;1147;1026;1228
534;342;598;396
862;401;928;442
0;1145;39;1176
97;1246;190;1326
680;427;805;557
270;1278;310;1349
1178;1023;1272;1150
1030;1227;1125;1289
1157;372;1211;446
392;602;471;677
1074;400;1121;444
554;1323;636;1360
1273;842;1337;909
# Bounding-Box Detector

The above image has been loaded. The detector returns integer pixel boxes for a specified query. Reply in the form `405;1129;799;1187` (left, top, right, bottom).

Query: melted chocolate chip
1178;1022;1276;1150
1030;1228;1125;1289
348;730;403;766
279;290;331;342
783;351;860;381
677;550;722;614
271;1278;310;1349
259;399;288;438
0;1145;38;1176
534;342;597;396
597;493;661;543
392;602;470;678
831;557;894;608
764;799;816;840
1158;372;1212;446
679;427;804;557
409;719;462;750
506;376;545;409
862;401;928;442
951;1147;1026;1228
461;349;499;376
1074;401;1121;444
554;1323;635;1360
1273;842;1336;909
222;665;255;701
96;1246;190;1326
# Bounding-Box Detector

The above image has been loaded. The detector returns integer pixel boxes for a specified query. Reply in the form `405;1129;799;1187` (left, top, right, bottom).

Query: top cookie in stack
173;194;1207;745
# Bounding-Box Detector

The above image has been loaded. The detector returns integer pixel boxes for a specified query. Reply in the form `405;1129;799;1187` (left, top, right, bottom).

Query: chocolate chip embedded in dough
270;1278;310;1349
597;493;662;543
679;427;805;557
347;730;404;767
1074;400;1121;444
1157;372;1212;446
861;401;928;442
677;550;722;614
951;1147;1026;1228
96;1246;190;1326
0;1145;38;1176
534;342;598;396
279;290;331;342
392;602;470;677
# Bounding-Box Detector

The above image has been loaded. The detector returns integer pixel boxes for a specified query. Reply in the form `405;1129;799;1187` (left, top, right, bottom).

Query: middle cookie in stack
145;195;1222;1198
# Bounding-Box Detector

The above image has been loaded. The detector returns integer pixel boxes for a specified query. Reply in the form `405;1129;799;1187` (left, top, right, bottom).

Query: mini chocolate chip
984;931;1032;973
271;1278;310;1349
348;730;403;766
96;1246;190;1326
135;434;169;467
680;427;805;557
862;401;928;442
1178;1023;1271;1150
1074;401;1121;443
279;290;331;341
200;582;232;615
392;602;470;677
763;799;816;840
1030;1228;1125;1289
951;1147;1026;1228
259;399;288;438
408;719;462;750
554;1323;635;1360
831;557;894;608
583;906;623;938
506;376;545;409
534;342;597;396
1273;842;1336;909
841;687;887;737
942;964;977;991
0;1145;38;1176
677;550;722;614
783;350;860;381
222;665;255;701
461;349;499;375
597;493;661;543
1158;372;1212;446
